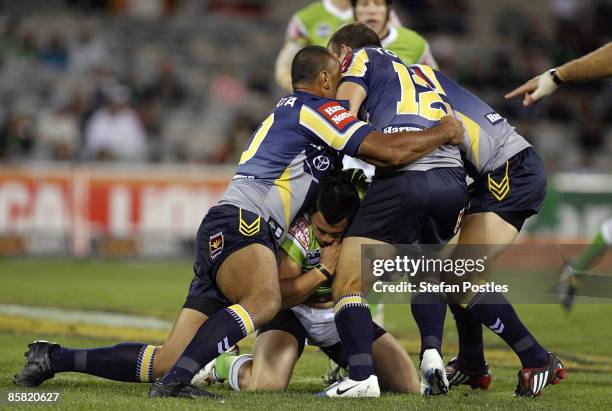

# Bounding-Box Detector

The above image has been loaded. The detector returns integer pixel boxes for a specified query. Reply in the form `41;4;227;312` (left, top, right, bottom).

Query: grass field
1;259;612;410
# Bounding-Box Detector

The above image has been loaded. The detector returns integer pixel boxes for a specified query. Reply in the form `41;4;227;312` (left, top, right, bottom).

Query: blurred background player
275;0;403;91
275;0;354;91
505;42;612;311
352;0;437;68
194;170;420;394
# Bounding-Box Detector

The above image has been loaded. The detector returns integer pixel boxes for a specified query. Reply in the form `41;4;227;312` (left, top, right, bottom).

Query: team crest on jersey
317;102;356;130
316;23;331;38
485;111;505;125
209;232;224;259
289;216;310;251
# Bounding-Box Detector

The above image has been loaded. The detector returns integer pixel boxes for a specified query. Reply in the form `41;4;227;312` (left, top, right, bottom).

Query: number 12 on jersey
392;62;449;121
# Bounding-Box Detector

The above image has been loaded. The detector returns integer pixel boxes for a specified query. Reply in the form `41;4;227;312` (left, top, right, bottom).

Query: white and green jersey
281;213;332;302
382;26;438;68
279;169;368;302
285;0;353;47
285;0;404;48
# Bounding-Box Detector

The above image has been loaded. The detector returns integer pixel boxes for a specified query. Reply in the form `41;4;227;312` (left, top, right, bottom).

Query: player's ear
340;44;352;59
320;69;331;90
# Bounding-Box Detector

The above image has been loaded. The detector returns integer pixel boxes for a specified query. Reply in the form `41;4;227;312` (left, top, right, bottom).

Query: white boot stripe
449;371;461;384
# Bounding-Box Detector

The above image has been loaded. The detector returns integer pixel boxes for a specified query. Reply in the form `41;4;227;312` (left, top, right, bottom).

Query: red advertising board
0;165;233;256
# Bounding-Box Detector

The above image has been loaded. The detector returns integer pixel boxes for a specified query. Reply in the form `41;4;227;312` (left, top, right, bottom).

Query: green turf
0;259;192;319
1;259;612;409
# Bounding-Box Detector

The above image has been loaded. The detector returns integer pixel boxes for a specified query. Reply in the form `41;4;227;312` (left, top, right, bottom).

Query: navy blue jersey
341;47;461;171
220;91;372;242
341;47;530;176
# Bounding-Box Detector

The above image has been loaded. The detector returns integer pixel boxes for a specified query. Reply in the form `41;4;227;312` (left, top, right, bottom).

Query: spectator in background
35;96;79;160
69;28;108;73
0;105;36;160
39;33;68;70
84;84;147;161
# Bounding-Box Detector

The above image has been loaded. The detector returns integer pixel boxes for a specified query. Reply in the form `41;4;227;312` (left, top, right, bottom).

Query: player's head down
291;45;341;99
351;0;392;36
328;22;381;63
310;170;361;246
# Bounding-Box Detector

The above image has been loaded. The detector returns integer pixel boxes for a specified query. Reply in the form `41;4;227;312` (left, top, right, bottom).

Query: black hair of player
328;23;382;56
291;45;336;88
312;170;361;226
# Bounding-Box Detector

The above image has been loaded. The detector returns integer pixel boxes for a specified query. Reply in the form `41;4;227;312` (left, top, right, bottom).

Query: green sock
572;231;609;272
214;352;237;381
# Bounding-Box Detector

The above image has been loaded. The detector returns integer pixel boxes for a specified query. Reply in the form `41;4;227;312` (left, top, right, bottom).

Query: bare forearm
557;42;612;82
280;268;326;309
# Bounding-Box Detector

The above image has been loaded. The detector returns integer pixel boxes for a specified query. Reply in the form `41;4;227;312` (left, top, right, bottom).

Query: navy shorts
183;204;278;311
346;167;469;245
467;147;547;231
258;309;386;367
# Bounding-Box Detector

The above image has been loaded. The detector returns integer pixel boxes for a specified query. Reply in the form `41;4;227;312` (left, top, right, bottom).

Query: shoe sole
423;369;448;396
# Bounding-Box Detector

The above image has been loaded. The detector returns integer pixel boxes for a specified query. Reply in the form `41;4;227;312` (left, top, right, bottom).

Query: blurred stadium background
0;1;611;408
0;0;610;258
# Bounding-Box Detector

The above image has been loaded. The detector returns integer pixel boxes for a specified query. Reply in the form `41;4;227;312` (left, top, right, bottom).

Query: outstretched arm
505;42;612;106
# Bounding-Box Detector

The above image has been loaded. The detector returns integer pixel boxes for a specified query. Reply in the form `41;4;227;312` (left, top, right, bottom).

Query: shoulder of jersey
341;47;372;72
288;214;311;250
295;1;326;26
395;26;427;44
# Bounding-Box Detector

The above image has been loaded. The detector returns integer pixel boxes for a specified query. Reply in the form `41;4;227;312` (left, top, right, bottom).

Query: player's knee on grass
248;330;299;391
373;334;420;394
248;369;289;391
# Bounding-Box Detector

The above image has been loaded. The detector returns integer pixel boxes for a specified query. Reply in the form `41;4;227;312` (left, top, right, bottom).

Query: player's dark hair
291;45;335;87
328;23;382;56
313;170;361;226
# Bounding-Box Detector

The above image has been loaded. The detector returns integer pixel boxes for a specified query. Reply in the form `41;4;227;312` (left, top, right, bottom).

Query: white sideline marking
0;304;172;330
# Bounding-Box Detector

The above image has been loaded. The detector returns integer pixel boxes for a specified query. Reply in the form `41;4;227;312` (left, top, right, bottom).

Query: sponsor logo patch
317;102;356;130
288;216;310;250
485;111;505;125
209;232;224;259
316;23;331;38
313;155;330;171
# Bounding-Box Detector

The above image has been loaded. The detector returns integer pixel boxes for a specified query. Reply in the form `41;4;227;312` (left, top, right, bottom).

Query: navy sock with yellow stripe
334;294;374;381
49;343;157;382
161;304;255;384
